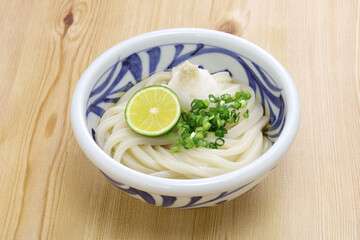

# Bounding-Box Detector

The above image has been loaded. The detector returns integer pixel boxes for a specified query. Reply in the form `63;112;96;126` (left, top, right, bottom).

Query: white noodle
95;61;270;179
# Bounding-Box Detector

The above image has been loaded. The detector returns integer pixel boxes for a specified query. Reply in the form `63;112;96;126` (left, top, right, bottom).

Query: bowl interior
86;42;284;144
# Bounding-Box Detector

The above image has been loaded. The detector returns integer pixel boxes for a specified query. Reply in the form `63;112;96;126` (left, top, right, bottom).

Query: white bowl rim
71;28;300;196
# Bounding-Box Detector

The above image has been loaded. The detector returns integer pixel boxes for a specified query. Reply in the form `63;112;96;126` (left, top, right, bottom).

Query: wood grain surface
1;0;359;239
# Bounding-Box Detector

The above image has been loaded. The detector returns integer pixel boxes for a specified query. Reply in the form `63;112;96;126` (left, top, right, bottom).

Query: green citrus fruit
125;85;181;137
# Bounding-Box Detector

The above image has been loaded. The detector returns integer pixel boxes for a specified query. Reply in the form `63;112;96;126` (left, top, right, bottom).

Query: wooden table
1;0;359;239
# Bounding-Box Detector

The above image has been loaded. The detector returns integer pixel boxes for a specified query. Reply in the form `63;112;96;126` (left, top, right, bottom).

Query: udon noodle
96;61;271;179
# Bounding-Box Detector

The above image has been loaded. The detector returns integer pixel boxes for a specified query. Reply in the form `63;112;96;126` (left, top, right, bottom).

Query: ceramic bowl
71;28;300;208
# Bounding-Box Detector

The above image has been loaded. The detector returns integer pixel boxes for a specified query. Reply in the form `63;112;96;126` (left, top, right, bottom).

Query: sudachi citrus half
125;85;181;137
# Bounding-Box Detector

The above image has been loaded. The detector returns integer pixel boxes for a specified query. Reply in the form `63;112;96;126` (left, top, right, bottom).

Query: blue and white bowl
71;28;300;208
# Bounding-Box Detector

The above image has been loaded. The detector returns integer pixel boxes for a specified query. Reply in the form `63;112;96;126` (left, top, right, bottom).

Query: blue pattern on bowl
101;171;255;208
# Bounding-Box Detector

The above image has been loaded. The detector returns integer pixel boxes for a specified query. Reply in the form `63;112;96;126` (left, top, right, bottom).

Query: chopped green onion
244;90;251;100
166;132;175;141
215;138;225;146
203;121;211;130
198;139;208;147
170;145;180;153
194;132;203;139
233;100;240;109
243;109;249;119
203;99;210;107
215;128;227;137
239;100;248;108
182;137;193;149
207;142;218;149
234;112;241;123
168;91;251;152
190;99;197;108
209;94;218;103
